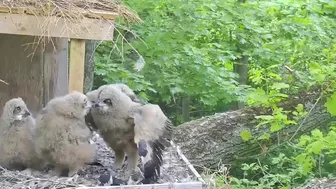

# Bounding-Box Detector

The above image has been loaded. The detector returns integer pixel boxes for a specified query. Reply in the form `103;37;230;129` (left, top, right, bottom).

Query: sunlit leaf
240;130;252;142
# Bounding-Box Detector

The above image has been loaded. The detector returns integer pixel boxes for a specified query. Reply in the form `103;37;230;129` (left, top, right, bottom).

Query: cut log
173;90;335;170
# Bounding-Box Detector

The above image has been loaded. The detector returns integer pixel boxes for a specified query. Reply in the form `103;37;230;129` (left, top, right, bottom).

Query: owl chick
0;98;38;171
85;84;144;133
110;83;143;104
34;91;95;177
94;85;173;182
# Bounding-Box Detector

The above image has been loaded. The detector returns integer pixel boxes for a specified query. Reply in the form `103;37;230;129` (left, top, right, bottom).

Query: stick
0;79;9;85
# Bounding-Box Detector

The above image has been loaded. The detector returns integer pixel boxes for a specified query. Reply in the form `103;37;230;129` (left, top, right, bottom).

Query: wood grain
0;13;114;40
69;39;85;93
0;34;43;115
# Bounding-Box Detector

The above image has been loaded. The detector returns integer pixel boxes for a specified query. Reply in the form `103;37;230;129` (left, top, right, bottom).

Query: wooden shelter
0;0;140;114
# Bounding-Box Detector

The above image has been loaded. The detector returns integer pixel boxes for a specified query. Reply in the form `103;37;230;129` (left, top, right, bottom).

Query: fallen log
173;90;335;170
299;178;336;189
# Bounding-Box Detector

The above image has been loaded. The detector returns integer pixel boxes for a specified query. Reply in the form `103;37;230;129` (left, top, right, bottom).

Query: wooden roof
0;0;141;40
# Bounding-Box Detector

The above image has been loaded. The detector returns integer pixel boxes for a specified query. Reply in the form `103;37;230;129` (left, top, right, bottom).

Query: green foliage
93;0;336;187
325;93;336;116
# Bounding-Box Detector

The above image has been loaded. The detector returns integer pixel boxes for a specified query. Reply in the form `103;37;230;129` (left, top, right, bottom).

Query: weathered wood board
0;34;68;115
69;39;86;93
0;34;44;114
0;12;114;40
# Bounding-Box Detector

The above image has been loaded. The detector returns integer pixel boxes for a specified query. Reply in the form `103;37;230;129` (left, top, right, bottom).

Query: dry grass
0;0;141;22
200;163;232;189
0;167;90;189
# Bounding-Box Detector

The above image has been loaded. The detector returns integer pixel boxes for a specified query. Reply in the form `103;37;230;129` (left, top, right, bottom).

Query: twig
284;65;302;82
289;93;323;141
0;79;9;85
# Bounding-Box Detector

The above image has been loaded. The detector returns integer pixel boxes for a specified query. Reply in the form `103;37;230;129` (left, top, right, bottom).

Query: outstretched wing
127;104;173;183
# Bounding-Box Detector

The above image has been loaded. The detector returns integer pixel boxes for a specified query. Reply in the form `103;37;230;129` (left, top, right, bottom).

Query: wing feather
128;104;173;183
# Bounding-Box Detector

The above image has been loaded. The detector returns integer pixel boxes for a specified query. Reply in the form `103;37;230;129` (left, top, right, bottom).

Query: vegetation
93;0;336;188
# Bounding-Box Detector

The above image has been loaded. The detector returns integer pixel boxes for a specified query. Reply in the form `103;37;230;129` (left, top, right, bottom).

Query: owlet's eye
104;99;112;105
82;99;88;108
13;106;21;114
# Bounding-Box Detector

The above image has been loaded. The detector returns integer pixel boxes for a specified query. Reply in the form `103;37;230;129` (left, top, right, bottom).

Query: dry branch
173;89;335;170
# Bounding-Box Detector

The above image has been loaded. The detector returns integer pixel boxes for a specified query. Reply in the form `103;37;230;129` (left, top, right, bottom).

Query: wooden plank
0;34;44;115
55;38;69;97
0;6;119;20
69;39;85;93
0;13;114;40
43;38;58;106
74;182;203;189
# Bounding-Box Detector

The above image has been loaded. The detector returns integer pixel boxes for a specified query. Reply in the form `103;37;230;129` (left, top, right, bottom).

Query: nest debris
0;0;141;22
0;132;197;189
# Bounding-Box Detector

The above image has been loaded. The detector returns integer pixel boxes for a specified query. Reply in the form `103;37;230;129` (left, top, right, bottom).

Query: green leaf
255;115;274;121
258;133;271;140
240;130;252;142
311;129;323;139
310;141;323;154
298;135;311;147
329;159;336;164
247;88;269;105
325;93;336;116
296;104;304;112
271;82;290;90
284;120;297;125
270;122;283;132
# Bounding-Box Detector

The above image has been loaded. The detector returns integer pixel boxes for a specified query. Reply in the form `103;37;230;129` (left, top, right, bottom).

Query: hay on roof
0;0;141;22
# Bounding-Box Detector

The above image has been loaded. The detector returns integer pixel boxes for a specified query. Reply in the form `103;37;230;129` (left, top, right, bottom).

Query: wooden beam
73;182;203;189
55;39;69;97
0;7;119;21
0;13;114;40
69;39;85;93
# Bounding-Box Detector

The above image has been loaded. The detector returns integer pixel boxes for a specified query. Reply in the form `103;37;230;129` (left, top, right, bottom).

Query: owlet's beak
95;101;106;107
22;110;31;117
85;102;93;109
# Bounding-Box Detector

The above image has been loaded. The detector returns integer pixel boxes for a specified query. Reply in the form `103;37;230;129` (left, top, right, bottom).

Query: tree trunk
173;91;335;170
233;55;248;110
84;40;96;93
182;96;190;122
